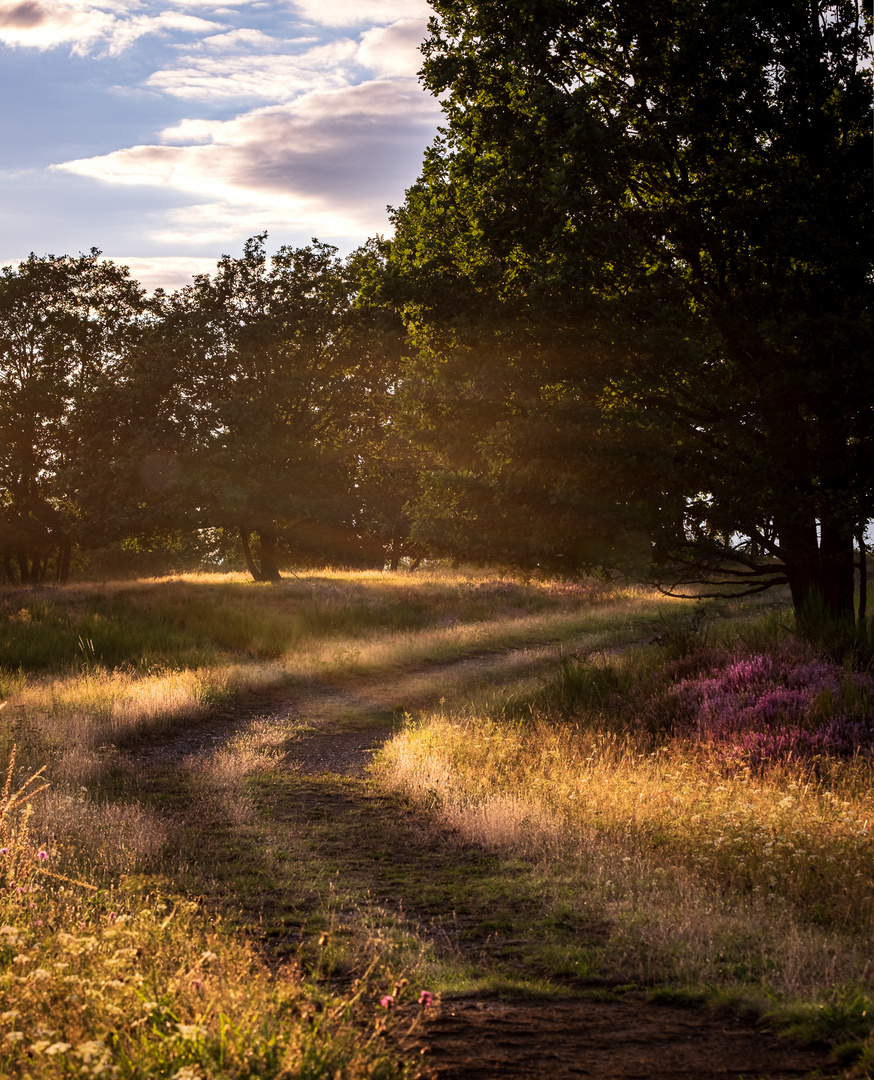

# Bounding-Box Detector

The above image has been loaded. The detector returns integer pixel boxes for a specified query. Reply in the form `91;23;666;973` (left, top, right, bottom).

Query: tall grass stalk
377;708;874;1000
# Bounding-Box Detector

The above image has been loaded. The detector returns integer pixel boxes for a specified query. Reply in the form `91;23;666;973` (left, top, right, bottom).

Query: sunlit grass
0;741;423;1080
5;569;854;1075
376;678;874;1010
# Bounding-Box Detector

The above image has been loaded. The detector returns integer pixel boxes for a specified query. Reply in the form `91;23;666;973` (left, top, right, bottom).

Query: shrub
639;644;874;766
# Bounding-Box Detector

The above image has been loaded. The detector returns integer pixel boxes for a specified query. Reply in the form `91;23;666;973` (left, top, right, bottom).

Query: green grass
2;569;864;1076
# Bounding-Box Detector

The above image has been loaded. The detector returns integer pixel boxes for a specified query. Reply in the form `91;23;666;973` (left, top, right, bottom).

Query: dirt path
130;643;843;1080
400;996;836;1079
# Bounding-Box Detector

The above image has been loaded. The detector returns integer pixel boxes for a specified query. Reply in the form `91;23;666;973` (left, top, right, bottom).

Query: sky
0;0;442;291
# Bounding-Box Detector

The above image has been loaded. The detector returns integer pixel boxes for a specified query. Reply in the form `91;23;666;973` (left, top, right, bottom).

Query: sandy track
129;642;840;1079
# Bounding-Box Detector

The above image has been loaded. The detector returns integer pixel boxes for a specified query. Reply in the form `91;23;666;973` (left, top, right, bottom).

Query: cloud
0;2;225;55
0;2;113;52
199;27;279;49
103;11;227;56
289;0;431;29
148;37;358;100
356;17;427;77
53;79;441;239
104;254;219;292
142;14;429;104
0;2;46;28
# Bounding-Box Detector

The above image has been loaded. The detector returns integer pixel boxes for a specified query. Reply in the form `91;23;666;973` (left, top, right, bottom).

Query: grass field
0;570;871;1077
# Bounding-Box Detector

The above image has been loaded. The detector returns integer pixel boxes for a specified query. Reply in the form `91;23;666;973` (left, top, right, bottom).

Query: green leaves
385;0;873;614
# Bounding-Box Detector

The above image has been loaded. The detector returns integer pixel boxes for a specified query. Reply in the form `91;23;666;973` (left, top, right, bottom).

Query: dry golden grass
0;571;683;878
5;570;848;1075
0;741;416;1080
377;709;874;999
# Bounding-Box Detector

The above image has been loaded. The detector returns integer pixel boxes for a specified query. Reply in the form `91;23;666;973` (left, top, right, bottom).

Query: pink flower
108;912;117;923
418;991;433;1007
36;851;48;861
379;995;394;1009
0;848;8;855
191;978;204;991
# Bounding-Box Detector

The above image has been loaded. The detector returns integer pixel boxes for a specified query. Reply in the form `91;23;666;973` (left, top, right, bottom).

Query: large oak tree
0;252;146;582
385;0;872;621
146;237;403;581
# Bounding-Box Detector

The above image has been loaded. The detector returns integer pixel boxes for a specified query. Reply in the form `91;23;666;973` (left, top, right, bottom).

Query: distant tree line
0;237;423;585
1;0;871;630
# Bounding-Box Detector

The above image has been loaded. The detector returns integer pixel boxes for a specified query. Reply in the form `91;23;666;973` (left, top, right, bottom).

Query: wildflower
0;848;7;855
379;995;394;1009
36;851;48;861
176;1023;207;1040
191;978;204;991
107;912;117;923
172;1067;204;1080
45;1042;72;1056
75;1039;107;1063
418;990;434;1007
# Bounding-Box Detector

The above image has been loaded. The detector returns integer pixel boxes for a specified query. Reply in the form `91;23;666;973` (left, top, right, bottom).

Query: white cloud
198;26;278;49
0;2;225;55
0;2;114;53
289;0;430;29
53;79;440;240
102;11;227;55
141;14;429;104
105;254;218;292
148;37;358;100
356;17;427;77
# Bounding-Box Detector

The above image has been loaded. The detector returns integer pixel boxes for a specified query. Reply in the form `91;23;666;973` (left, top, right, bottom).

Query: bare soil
400;995;837;1079
130;651;844;1080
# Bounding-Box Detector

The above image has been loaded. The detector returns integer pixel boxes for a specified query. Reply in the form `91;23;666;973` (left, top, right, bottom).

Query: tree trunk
777;518;818;616
819;523;856;621
240;527;263;581
389;532;401;572
15;550;31;584
2;554;16;584
858;529;868;624
258;528;282;584
58;537;72;585
780;517;858;632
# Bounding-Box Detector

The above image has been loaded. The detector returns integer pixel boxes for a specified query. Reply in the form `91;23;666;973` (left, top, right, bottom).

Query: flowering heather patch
642;645;874;765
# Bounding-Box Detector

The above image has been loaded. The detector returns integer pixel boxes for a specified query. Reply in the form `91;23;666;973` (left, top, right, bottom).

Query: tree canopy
380;0;873;621
1;1;870;616
0;251;146;583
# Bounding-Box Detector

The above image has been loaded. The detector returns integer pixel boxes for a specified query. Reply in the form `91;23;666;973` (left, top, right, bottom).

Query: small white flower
176;1023;208;1040
75;1039;107;1063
